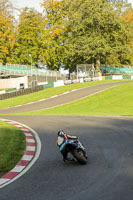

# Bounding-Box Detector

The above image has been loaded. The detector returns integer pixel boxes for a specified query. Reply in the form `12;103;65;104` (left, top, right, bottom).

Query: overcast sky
129;0;133;4
128;0;133;5
11;0;133;19
12;0;44;13
12;0;133;12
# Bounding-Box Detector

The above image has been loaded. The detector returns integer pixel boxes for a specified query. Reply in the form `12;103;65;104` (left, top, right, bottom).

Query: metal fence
76;64;96;78
0;85;44;100
100;66;133;75
0;63;61;77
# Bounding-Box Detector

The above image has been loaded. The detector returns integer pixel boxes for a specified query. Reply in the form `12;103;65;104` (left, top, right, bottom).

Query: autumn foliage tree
0;0;133;70
0;0;15;65
121;8;133;65
13;7;44;66
41;0;67;69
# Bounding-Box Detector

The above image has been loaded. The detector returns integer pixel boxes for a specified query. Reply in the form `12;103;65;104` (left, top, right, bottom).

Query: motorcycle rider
56;129;78;162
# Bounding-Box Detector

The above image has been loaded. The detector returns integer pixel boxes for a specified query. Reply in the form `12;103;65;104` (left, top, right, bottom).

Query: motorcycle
60;139;87;165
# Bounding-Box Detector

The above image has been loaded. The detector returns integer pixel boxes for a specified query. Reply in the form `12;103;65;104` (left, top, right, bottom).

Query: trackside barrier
52;74;132;88
92;77;99;81
54;77;99;87
104;76;112;80
0;85;43;100
1;74;132;100
112;75;123;80
64;80;72;85
0;77;99;100
0;88;17;95
80;78;84;83
54;80;64;87
72;79;80;84
43;81;54;89
84;78;92;82
100;66;133;75
99;76;105;80
123;75;132;79
6;88;17;93
100;75;133;80
38;82;48;86
0;76;28;90
0;90;5;94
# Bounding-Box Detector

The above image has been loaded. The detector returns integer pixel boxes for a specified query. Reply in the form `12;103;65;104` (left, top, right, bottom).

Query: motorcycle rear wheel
72;149;87;165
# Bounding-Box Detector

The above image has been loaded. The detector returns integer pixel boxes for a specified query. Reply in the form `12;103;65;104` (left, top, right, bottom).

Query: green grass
0;121;26;177
0;80;129;109
18;82;133;116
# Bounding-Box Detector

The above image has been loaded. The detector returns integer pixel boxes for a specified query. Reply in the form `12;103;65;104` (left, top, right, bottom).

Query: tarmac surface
0;81;133;200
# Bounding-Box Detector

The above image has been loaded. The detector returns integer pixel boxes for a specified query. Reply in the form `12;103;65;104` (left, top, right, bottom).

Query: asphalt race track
0;82;133;200
0;81;131;114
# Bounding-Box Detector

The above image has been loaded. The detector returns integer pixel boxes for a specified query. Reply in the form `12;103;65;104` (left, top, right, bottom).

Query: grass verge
0;80;130;109
16;82;133;116
0;121;26;177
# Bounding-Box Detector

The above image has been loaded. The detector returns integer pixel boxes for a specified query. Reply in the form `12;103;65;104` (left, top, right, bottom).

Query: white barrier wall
112;75;123;80
54;77;99;87
38;82;48;86
0;90;5;94
99;76;103;81
0;76;28;89
54;80;64;87
80;78;84;83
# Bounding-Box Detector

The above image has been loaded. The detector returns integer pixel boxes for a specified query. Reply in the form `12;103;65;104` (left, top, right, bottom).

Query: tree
13;7;44;67
41;0;67;69
0;0;15;65
120;8;133;65
63;0;131;71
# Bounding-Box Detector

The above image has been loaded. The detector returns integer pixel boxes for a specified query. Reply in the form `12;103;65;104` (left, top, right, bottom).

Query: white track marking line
11;166;25;172
27;102;34;105
0;179;10;185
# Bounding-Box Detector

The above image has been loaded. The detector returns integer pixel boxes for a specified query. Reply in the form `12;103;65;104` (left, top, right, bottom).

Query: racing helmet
57;129;65;136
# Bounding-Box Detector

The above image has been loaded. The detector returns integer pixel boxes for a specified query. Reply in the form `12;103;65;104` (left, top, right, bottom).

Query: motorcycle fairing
59;141;77;151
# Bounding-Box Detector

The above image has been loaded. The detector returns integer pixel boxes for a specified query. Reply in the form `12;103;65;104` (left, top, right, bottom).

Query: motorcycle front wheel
72;149;87;165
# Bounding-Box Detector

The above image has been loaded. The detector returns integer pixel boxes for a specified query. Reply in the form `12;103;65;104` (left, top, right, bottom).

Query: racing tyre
72;149;87;165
